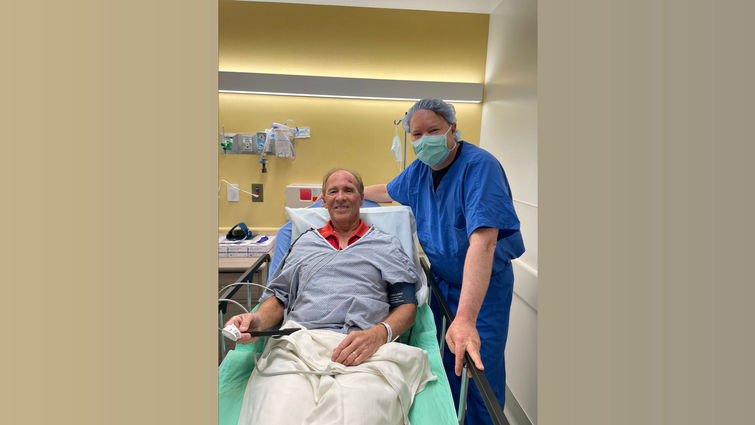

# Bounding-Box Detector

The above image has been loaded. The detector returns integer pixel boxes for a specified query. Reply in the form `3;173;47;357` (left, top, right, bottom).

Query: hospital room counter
219;256;268;273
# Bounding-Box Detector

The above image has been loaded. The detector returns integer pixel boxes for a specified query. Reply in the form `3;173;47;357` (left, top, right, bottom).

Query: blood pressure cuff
388;282;418;307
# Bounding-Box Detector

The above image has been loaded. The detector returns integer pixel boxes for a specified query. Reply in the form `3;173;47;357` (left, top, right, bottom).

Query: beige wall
218;0;489;228
4;1;218;424
540;1;754;424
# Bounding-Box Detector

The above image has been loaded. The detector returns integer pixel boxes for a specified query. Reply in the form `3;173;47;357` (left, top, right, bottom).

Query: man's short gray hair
321;168;364;196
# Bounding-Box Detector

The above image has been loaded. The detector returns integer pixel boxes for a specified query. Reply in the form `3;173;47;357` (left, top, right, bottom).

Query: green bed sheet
218;303;457;425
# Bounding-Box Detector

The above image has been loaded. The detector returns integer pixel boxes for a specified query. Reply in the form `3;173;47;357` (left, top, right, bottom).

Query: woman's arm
445;227;498;375
363;184;393;203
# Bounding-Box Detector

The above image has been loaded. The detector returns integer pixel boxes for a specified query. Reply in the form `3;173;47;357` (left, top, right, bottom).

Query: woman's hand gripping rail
445;227;498;377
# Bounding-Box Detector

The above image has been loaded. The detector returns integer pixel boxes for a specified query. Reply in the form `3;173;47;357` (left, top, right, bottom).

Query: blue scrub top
387;141;524;286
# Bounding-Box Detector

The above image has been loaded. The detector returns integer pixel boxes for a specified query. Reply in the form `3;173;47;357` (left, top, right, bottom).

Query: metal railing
218;253;271;358
421;257;509;425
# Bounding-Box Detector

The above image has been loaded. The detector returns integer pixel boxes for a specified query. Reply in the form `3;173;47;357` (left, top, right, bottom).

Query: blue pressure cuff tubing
388;282;417;307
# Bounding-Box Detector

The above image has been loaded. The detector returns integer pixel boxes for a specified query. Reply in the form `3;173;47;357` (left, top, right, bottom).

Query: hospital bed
218;203;507;425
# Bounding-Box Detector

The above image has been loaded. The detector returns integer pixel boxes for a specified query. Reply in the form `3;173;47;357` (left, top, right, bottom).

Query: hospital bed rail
218;253;271;358
421;257;509;425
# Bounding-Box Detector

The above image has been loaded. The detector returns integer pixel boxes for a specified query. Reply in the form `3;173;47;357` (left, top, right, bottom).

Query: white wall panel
515;202;538;270
513;259;538;312
480;0;537;423
482;100;538;206
505;294;538;424
480;0;538;424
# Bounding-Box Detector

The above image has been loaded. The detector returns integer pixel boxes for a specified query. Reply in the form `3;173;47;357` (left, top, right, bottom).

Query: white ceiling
236;0;503;14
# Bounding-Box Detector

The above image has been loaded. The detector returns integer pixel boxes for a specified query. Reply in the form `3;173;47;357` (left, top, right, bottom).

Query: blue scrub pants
430;265;514;425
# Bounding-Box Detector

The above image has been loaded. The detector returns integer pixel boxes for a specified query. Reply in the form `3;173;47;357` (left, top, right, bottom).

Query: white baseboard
505;385;535;425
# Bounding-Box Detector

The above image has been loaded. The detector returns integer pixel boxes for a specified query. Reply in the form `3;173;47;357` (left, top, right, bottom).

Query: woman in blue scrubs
364;99;524;425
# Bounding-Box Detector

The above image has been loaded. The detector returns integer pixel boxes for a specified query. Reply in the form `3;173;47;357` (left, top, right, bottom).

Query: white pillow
285;205;429;305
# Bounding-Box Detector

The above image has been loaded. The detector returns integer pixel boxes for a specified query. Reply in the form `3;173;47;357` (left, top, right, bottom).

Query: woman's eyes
412;128;440;138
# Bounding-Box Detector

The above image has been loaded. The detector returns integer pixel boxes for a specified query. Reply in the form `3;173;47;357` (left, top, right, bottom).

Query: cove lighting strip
218;72;483;103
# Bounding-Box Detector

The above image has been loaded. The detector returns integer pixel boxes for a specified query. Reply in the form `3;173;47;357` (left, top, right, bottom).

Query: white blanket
237;322;436;425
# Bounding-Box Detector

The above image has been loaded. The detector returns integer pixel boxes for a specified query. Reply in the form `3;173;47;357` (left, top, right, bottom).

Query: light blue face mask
411;125;453;167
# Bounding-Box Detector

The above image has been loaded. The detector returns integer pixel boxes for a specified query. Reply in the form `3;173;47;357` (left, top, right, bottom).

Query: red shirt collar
318;219;370;249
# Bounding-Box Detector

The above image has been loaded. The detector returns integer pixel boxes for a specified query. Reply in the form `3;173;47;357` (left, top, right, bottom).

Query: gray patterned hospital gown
259;227;418;334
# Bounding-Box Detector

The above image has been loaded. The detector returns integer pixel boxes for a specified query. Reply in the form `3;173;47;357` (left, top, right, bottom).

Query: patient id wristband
380;321;392;344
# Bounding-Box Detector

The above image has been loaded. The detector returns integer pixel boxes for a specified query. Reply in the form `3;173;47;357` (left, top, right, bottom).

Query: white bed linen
237;321;435;425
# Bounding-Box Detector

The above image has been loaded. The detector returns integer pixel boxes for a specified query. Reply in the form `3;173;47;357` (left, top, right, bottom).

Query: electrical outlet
252;184;263;202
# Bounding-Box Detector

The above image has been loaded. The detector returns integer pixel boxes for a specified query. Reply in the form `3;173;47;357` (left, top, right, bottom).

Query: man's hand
331;326;386;367
445;317;484;376
225;313;263;344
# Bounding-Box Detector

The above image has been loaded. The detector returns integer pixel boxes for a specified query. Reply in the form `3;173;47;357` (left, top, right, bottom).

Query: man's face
322;170;364;223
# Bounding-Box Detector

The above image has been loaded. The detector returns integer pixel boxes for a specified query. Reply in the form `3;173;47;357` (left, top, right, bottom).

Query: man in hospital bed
225;168;435;425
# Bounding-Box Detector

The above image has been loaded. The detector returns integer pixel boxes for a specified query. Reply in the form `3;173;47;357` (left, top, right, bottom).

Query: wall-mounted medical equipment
218;133;275;155
219;121;308;173
266;122;297;159
220;135;233;153
219;125;308;155
230;133;274;155
219;125;234;154
285;184;322;208
257;121;299;173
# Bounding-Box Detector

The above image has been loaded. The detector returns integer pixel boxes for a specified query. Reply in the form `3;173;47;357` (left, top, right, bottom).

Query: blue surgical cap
402;98;462;142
